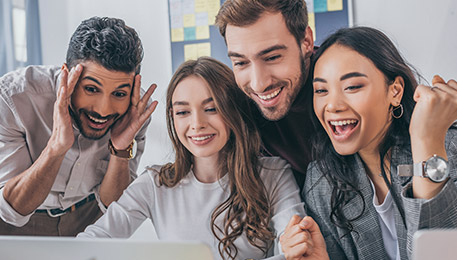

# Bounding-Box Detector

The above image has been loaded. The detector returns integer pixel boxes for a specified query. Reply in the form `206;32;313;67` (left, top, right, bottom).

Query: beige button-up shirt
0;65;148;226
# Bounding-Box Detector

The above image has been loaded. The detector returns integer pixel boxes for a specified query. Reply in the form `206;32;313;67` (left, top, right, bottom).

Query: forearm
99;155;131;207
3;145;65;215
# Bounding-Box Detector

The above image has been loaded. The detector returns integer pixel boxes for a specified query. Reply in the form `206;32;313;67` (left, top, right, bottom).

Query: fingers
58;64;82;104
67;64;83;95
137;83;158;112
131;74;141;108
281;215;315;259
286;215;302;230
432;75;445;85
138;100;159;123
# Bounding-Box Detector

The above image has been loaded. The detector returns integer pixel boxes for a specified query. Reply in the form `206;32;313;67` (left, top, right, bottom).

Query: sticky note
171;28;184;42
327;0;343;11
196;25;210;40
184;27;196;41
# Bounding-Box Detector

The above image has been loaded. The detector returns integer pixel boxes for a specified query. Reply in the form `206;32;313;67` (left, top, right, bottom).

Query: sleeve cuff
0;188;33;227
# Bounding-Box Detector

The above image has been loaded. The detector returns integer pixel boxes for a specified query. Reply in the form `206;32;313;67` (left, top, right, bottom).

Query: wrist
108;139;137;160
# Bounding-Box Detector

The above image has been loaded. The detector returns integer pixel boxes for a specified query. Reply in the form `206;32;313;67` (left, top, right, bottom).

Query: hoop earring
391;104;403;119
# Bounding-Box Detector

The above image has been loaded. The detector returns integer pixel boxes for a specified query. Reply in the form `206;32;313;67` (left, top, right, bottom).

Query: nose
325;91;346;113
94;95;114;117
250;63;272;93
191;111;206;130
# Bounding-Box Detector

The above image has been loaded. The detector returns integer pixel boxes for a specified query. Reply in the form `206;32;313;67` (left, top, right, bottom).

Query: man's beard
254;56;307;121
69;107;119;140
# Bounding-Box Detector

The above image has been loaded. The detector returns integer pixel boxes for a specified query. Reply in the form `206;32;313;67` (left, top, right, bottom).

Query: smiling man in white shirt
0;16;157;236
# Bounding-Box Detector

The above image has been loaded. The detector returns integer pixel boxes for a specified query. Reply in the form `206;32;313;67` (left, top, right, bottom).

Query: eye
314;89;328;94
265;55;281;62
175;110;189;116
233;60;248;67
345;85;363;91
205;107;217;113
84;86;98;93
112;91;127;98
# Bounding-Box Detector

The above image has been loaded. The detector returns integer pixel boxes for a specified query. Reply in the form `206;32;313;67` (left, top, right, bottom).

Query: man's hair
66;17;143;74
216;0;308;44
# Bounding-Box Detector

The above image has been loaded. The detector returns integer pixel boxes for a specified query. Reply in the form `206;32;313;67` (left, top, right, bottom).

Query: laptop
412;229;457;260
0;236;214;260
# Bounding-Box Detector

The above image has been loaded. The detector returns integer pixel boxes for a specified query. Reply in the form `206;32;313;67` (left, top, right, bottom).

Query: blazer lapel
342;155;388;260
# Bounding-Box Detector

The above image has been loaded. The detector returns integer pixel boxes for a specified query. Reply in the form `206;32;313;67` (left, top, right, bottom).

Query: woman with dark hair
282;27;457;259
78;57;325;260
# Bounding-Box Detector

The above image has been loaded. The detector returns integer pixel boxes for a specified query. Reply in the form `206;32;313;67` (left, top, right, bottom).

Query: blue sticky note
314;0;327;13
184;27;196;41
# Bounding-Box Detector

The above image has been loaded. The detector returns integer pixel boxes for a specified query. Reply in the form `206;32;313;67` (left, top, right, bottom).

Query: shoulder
303;161;333;200
258;156;297;188
0;65;60;98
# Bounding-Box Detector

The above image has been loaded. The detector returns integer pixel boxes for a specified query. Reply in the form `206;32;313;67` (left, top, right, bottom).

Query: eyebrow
82;76;132;89
313;72;368;83
172;97;214;107
228;44;287;59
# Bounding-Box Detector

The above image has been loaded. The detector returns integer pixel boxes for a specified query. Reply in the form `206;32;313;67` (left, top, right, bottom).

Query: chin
332;144;357;156
80;125;110;140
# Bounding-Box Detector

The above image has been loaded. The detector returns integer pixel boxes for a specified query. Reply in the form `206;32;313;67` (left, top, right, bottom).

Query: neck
192;154;220;183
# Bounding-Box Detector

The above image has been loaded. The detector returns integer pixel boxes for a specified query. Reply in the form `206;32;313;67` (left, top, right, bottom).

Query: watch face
425;155;449;182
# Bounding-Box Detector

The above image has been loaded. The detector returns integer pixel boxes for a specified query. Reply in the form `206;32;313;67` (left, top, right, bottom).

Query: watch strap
397;163;425;177
108;139;135;159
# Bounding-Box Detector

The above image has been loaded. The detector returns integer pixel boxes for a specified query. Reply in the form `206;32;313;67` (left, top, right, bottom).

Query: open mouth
329;119;359;136
84;112;112;130
257;87;283;101
189;134;215;145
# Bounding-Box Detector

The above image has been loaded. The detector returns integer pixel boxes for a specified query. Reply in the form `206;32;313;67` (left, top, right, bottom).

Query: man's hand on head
47;64;83;157
110;74;158;150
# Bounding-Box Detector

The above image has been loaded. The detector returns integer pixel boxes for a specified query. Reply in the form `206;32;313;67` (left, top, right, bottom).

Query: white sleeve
261;157;305;256
77;170;155;238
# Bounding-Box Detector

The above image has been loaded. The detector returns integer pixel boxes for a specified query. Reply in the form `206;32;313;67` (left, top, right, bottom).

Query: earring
391;104;403;119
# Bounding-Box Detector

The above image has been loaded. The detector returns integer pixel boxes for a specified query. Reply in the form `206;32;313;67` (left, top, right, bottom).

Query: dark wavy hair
309;27;419;233
216;0;308;45
66;16;143;73
159;57;275;259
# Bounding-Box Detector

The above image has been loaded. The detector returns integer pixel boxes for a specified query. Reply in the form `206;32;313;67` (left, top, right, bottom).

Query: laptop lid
0;236;214;260
412;229;457;260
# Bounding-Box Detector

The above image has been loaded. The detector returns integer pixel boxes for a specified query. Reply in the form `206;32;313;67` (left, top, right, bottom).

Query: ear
301;26;314;59
389;76;405;106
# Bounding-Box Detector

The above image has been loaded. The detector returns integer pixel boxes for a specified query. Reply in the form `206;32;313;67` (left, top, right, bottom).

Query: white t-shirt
370;180;401;260
78;157;305;260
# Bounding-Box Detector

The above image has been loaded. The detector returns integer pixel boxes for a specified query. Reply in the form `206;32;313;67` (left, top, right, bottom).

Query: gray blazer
302;127;457;260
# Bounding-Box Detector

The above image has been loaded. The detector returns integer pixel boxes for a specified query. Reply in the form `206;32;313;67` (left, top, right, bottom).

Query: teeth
258;88;281;101
88;114;108;124
191;135;213;141
330;120;357;126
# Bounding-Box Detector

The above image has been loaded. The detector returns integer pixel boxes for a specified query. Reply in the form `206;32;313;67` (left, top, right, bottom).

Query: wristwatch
108;139;137;160
397;154;449;183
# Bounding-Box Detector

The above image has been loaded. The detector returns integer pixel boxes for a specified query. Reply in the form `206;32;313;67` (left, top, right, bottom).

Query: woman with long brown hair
78;57;319;260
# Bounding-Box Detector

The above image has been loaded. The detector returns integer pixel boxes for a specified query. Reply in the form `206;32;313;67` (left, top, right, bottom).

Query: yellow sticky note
197;42;211;57
196;26;210;40
327;0;343;11
183;14;196;27
207;0;220;14
171;28;184;42
184;44;198;61
195;0;208;13
308;12;316;42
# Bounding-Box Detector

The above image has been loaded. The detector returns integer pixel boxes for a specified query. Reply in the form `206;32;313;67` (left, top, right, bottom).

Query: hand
47;64;83;156
280;215;329;260
110;74;158;149
410;76;457;161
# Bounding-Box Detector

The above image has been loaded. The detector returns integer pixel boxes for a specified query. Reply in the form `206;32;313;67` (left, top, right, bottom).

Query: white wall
38;0;457;240
352;0;457;82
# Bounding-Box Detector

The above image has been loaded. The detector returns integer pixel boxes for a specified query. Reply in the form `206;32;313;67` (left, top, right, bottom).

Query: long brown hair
159;57;275;259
